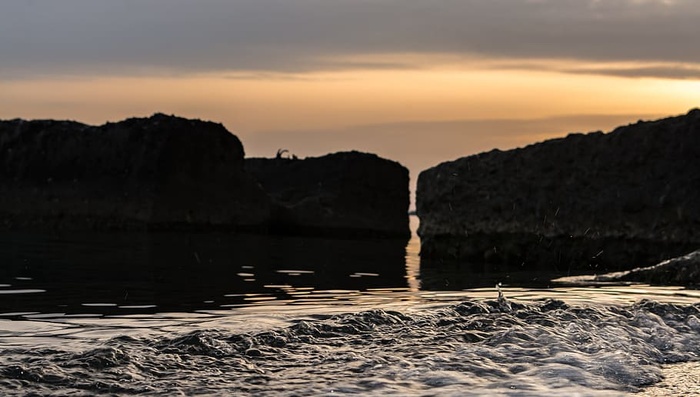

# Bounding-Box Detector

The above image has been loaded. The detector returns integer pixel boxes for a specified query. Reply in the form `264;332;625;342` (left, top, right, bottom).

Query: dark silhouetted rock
246;151;410;238
0;114;271;230
617;251;700;288
616;250;700;287
417;109;700;272
555;250;700;288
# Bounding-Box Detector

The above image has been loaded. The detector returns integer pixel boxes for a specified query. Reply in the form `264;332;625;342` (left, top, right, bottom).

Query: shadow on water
4;216;686;316
417;233;697;291
0;231;409;315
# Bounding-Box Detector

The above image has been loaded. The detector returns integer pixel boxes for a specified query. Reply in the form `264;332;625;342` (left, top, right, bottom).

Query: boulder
246;151;410;238
0;114;271;230
417;109;700;272
616;250;700;287
554;250;700;288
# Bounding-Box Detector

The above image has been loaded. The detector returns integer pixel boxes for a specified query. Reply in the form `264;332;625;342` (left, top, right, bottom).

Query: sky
1;0;700;202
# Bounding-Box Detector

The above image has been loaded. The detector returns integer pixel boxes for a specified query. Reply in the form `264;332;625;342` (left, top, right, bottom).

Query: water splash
496;282;512;312
2;298;700;396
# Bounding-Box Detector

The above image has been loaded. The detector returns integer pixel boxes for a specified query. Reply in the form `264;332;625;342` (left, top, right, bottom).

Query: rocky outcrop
615;250;700;287
417;109;700;272
0;114;271;230
0;115;413;238
246;151;410;238
555;250;700;288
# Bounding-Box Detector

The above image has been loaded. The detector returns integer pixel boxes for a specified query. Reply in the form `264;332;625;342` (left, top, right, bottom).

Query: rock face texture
417;109;700;272
0;114;271;230
246;151;410;238
611;250;700;287
556;250;700;288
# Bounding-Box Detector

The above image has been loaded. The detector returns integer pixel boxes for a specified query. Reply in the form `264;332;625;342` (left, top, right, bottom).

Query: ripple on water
1;296;699;396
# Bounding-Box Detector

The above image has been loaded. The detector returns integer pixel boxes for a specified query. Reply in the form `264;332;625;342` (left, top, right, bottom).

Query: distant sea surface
1;216;699;395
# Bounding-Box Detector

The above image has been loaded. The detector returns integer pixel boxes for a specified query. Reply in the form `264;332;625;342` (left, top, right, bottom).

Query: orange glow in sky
2;67;698;133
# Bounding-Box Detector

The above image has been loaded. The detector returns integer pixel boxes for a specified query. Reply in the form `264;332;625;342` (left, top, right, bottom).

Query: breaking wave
2;295;699;396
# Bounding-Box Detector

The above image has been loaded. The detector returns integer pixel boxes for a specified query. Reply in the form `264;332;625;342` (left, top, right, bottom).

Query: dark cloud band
1;0;698;79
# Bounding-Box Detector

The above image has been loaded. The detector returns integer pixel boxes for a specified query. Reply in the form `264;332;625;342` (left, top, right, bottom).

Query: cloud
566;64;700;80
1;0;699;79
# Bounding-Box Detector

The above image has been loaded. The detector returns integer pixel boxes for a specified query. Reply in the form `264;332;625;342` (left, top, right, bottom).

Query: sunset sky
2;0;699;199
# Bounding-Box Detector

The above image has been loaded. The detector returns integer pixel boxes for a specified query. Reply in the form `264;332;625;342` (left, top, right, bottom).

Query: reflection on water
1;215;697;318
2;216;700;396
0;228;410;316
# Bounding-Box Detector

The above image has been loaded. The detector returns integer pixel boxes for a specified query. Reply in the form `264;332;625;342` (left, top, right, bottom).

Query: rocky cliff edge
417;109;700;271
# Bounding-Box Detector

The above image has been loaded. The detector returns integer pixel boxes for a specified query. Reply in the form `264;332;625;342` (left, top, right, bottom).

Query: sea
1;216;699;396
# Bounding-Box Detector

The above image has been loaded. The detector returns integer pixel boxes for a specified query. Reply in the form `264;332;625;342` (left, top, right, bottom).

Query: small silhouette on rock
246;151;410;238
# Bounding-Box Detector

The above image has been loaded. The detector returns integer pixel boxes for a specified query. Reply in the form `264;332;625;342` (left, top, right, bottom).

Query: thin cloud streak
566;65;700;80
1;0;699;80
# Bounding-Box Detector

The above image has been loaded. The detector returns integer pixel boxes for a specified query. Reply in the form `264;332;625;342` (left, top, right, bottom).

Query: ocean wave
1;296;699;396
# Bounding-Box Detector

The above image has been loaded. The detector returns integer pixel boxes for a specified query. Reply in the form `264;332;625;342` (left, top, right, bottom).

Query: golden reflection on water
211;284;700;317
405;215;422;294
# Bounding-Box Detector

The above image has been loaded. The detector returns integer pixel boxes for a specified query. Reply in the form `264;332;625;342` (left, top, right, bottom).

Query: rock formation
0;114;412;238
417;109;700;272
246;151;410;238
554;250;700;288
0;114;271;230
614;250;700;287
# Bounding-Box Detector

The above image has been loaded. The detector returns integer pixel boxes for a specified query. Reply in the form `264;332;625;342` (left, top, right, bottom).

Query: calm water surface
1;217;699;396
